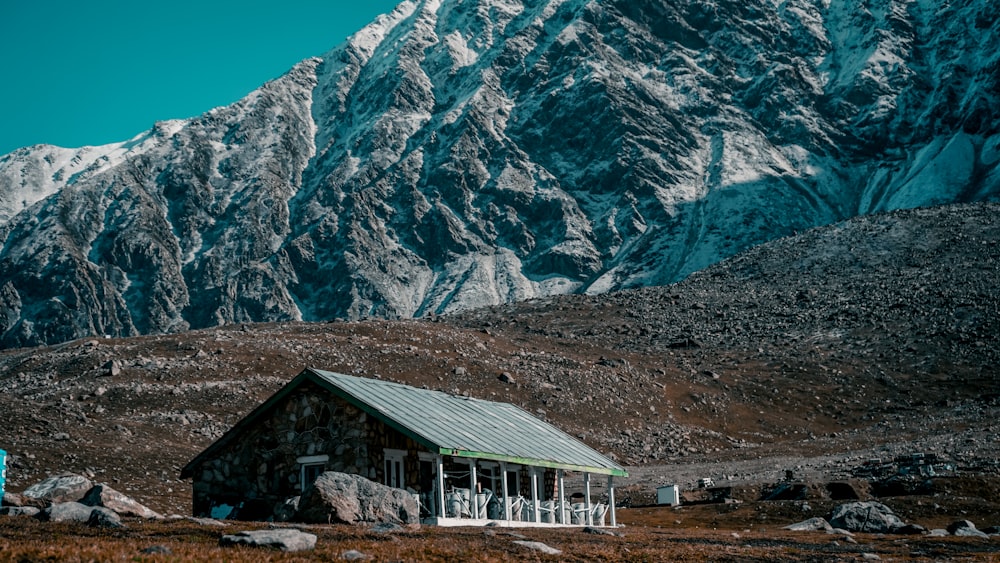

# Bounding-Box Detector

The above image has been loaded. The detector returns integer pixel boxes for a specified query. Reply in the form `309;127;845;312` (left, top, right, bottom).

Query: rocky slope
1;0;999;347
0;202;996;514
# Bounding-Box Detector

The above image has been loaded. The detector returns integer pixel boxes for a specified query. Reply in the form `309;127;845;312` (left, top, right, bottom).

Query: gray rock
894;523;927;535
273;496;300;523
296;471;419;525
369;522;404;534
2;492;25;507
219;529;317;552
81;484;162;519
955;528;990;539
22;473;94;504
140;546;173;555
583;525;619;536
928;529;950;537
0;506;40;517
87;506;124;528
513;541;562;555
185;516;227;526
341;550;372;561
947;520;977;534
828;502;907;534
784;517;833;532
948;520;989;538
37;501;95;523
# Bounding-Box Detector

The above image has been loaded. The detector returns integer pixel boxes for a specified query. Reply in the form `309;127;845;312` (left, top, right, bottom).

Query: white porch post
557;469;566;524
500;461;511;521
436;455;446;519
608;475;617;527
584;472;593;526
468;460;479;519
530;467;540;523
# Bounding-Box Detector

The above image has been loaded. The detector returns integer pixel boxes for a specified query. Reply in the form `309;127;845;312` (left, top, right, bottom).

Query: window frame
297;454;329;492
383;448;407;489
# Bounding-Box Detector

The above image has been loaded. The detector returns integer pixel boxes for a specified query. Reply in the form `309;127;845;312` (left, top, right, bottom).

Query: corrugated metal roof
309;369;627;477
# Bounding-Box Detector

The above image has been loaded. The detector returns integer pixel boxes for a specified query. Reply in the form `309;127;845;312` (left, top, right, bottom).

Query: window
479;461;499;493
297;455;329;492
384;449;406;489
477;462;521;495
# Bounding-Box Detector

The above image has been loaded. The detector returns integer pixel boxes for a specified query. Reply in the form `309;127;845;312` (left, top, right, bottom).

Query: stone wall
190;381;424;519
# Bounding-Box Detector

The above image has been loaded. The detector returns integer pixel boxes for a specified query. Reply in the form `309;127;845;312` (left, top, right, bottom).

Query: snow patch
884;133;976;211
444;30;478;71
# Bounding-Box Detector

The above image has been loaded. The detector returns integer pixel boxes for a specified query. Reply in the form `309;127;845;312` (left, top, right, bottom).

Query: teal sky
0;1;402;155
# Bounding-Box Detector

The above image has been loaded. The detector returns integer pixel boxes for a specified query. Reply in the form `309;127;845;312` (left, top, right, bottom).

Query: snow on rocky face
0;0;997;348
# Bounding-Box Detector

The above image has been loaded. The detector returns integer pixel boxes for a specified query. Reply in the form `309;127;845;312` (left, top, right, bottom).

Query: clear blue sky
0;1;402;155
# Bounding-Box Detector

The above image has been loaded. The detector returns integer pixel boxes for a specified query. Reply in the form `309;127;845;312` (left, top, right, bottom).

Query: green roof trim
183;368;628;478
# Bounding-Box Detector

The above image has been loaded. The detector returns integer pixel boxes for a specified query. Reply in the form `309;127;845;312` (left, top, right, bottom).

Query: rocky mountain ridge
1;0;998;347
0;202;996;514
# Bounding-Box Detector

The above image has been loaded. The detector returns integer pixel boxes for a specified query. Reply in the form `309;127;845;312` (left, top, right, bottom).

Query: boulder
784;517;833;532
948;520;989;538
37;501;96;523
296;472;419;525
2;492;25;507
87;506;125;528
947;519;976;533
186;516;228;527
22;473;93;504
219;529;317;552
828;502;907;534
583;525;619;536
81;484;162;519
273;496;300;522
0;506;40;517
982;525;1000;535
104;359;122;377
894;523;927;535
513;541;562;555
370;522;404;534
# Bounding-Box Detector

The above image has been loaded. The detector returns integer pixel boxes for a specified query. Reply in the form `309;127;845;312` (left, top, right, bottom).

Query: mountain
1;203;997;515
1;0;998;348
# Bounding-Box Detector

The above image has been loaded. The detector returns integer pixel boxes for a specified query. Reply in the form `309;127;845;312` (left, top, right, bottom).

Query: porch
415;454;619;528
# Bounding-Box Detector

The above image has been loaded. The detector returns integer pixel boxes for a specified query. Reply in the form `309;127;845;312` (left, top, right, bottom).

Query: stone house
181;368;627;526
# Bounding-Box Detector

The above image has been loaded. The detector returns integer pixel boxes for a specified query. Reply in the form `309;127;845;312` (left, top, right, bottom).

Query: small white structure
657;484;680;506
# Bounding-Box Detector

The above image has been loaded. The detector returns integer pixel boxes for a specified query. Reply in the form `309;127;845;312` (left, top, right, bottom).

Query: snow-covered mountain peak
0;119;193;225
0;0;997;347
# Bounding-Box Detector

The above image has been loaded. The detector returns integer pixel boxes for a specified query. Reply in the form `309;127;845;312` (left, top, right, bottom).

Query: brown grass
1;514;998;562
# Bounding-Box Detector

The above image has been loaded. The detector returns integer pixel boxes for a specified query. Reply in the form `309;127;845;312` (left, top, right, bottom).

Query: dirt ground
1;508;998;562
